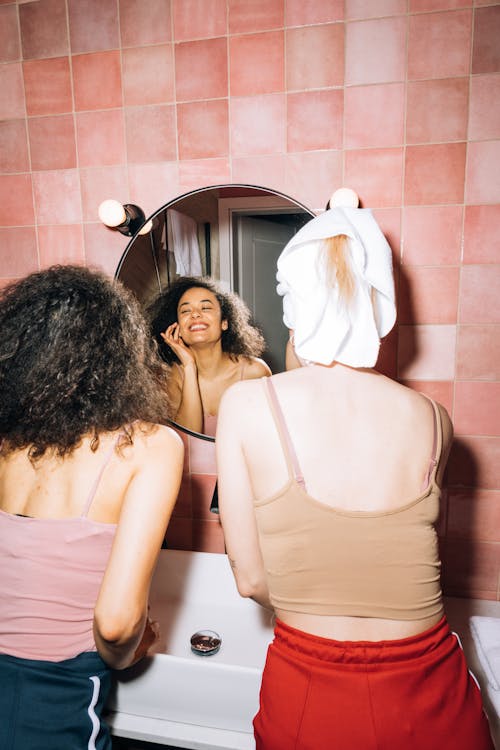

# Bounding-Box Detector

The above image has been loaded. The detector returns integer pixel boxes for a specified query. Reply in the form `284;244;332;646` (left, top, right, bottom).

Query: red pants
254;617;494;750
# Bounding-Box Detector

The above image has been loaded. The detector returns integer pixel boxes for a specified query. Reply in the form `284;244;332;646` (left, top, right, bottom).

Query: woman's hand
130;616;160;665
161;323;195;368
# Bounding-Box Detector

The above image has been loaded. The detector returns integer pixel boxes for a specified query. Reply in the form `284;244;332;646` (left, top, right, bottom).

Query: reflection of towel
167;208;202;276
470;617;500;713
276;206;396;367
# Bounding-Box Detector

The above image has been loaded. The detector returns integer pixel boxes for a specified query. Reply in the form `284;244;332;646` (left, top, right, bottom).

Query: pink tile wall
0;0;498;599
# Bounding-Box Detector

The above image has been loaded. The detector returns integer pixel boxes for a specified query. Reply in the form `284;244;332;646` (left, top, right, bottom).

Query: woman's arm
216;385;272;610
162;326;204;433
93;425;184;669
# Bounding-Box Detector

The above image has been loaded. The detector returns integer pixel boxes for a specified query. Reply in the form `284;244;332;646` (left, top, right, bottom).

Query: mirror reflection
115;185;314;438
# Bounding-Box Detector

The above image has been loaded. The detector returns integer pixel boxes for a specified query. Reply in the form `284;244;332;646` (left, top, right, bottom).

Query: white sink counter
106;551;500;750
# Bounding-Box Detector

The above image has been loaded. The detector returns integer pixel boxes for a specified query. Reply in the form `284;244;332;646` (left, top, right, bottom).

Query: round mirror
115;184;314;439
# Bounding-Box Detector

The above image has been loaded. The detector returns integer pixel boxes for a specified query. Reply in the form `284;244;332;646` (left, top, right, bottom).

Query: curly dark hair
147;276;266;366
0;265;171;459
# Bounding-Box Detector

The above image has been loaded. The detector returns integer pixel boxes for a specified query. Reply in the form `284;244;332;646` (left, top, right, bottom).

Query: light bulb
98;199;127;228
138;219;153;235
329;188;359;209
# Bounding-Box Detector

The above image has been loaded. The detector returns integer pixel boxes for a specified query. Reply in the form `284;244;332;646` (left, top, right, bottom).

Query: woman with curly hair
0;265;184;750
148;276;271;436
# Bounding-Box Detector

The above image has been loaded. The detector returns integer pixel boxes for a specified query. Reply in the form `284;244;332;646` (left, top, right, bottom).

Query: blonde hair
321;234;355;305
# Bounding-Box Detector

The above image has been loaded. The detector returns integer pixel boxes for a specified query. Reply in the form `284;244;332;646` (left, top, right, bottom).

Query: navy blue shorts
0;650;112;750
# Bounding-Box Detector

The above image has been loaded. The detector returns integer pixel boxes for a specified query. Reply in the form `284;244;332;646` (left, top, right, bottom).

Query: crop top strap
422;397;442;490
81;435;122;518
263;378;306;488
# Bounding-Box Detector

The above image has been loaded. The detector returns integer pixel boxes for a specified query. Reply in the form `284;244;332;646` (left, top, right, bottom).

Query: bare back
217;364;453;641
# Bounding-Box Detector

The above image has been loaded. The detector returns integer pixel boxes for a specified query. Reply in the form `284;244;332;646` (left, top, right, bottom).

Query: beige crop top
254;378;445;621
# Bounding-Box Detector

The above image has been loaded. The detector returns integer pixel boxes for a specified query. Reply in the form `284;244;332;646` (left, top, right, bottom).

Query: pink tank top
0;444;118;661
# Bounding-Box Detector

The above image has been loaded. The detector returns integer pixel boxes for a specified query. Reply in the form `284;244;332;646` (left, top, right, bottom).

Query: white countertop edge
107;711;254;750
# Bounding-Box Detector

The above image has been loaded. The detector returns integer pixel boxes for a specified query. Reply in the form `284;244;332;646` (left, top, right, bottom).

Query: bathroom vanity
106;550;500;750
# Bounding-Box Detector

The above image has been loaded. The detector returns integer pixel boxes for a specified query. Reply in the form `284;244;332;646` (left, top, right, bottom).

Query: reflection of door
233;216;297;373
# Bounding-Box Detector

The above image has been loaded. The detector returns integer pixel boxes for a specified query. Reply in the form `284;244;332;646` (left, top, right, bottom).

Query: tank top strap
80;435;123;518
422;397;442;489
262;378;305;488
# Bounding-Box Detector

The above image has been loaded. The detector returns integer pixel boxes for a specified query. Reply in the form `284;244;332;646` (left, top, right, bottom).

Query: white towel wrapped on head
276;205;396;367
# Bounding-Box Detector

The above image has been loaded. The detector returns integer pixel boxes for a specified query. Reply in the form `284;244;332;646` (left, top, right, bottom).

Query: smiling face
176;286;228;346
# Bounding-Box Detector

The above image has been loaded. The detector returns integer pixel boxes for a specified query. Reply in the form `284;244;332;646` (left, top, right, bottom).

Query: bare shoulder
219;376;267;420
131;422;184;462
243;356;272;378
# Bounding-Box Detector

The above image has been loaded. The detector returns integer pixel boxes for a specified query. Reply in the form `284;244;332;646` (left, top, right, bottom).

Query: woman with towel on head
148;276;271;436
216;190;494;750
0;266;184;750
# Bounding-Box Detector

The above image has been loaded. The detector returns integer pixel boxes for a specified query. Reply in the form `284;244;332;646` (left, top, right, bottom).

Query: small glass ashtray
190;630;221;656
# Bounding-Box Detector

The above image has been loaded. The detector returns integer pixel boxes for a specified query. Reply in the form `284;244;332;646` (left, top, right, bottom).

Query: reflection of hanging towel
167;208;202;276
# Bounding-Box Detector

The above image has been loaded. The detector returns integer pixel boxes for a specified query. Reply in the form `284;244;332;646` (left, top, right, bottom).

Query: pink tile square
370;208;401;268
0;175;34;227
408;10;472;80
67;0;119;54
346;0;406;18
459;264;500;324
37;224;85;268
0;5;21;63
344;148;404;208
0;63;25;119
32;169;82;225
447;489;500;542
456;325;500;381
0;119;29;173
192;519;225;553
287;90;343;152
72;52;122;111
401;380;454;416
119;0;172;46
232;155;287;195
345;83;404;148
188;435;217;474
469;74;500;141
122;45;175;106
404;143;466;206
229;0;284;33
230;31;284;97
398;266;460;325
410;0;471;9
402;206;463;266
465;141;500;205
0;227;37;276
178;158;231;192
83;222;126;277
345;16;405;85
79;166;129;222
230;94;285;157
127;163;180;218
397;324;456;380
454;382;500;437
285;150;343;212
472;5;500;75
23;57;72;116
76;110;126;168
286;24;344;90
406;78;468;144
172;0;227;41
463;205;500;264
177;100;229;159
287;0;343;25
28;115;76;171
19;0;68;59
447;436;500;490
164;517;193;550
125;105;177;164
442;538;499;599
176;38;228;101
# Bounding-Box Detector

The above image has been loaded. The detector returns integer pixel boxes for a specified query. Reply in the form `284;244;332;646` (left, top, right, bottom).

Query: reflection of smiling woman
148;277;271;435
